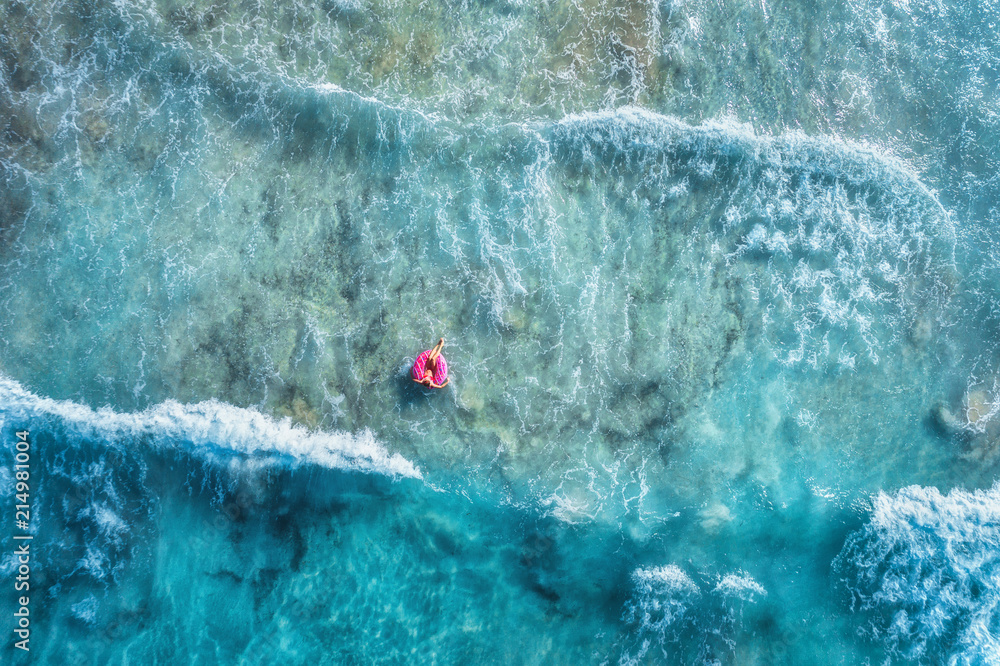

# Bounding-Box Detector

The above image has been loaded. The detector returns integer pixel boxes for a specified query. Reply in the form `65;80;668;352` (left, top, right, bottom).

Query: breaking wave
620;563;767;665
0;374;420;478
836;484;1000;663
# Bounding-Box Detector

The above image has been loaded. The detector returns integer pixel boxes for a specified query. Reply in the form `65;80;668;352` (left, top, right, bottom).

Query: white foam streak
552;106;955;368
626;564;701;633
621;563;767;664
840;484;1000;662
715;572;767;600
553;106;950;219
0;375;420;478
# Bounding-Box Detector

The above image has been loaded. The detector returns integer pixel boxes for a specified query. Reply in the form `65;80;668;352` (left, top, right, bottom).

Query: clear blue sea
2;0;1000;663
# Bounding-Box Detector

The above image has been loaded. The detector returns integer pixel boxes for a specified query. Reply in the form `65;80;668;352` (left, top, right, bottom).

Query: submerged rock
699;502;733;533
908;315;934;348
459;384;485;412
965;389;994;427
930;401;963;436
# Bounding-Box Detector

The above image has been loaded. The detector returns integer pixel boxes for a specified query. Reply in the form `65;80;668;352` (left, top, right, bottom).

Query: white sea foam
0;375;420;478
621;563;767;663
76;544;112;581
86;502;130;544
714;572;767;601
634;564;701;594
552;107;948;211
550;106;955;368
837;484;1000;663
70;595;100;626
625;565;701;637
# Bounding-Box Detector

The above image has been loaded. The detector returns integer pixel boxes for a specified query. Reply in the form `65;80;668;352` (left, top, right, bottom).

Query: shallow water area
3;0;1000;663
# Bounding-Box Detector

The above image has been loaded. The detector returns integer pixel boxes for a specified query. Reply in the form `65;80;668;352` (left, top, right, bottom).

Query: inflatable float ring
412;349;448;385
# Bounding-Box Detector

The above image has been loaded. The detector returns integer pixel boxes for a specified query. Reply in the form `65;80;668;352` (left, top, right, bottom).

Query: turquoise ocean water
2;0;1000;663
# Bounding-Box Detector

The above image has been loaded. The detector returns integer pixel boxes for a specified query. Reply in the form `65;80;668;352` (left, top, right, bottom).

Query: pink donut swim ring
412;349;448;385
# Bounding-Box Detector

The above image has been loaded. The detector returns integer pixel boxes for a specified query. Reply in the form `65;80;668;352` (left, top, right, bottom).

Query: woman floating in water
412;337;449;389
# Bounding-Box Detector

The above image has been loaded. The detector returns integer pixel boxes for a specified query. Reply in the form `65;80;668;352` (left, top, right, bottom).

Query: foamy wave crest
0;375;420;478
714;572;768;601
550;107;955;367
836;484;1000;663
551;107;947;207
626;565;702;635
621;564;766;664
